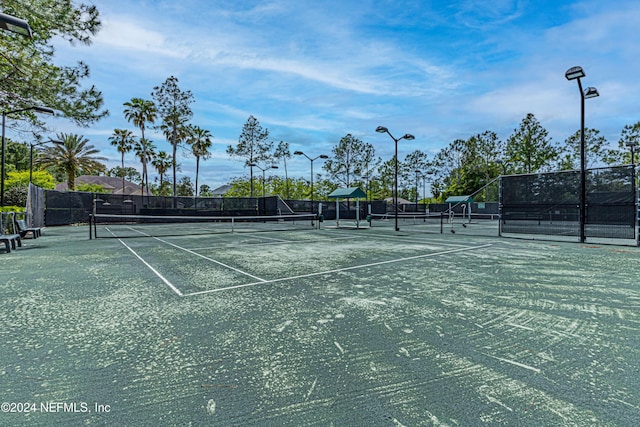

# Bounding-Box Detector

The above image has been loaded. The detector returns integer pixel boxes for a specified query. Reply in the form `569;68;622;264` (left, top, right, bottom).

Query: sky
46;0;640;191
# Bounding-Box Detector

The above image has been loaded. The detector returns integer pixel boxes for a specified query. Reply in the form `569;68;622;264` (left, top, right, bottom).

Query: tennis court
1;223;639;425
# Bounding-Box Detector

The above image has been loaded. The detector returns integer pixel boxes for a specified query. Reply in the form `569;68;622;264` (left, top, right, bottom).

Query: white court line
106;228;184;297
119;225;267;282
183;243;493;296
327;228;473;247
153;236;268;283
188;235;358;251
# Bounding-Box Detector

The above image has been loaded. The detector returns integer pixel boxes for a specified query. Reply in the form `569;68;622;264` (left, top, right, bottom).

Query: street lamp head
584;86;599;99
319;154;329;159
565;66;585;81
375;126;388;134
402;134;415;141
34;106;55;116
248;162;257;167
293;151;304;156
270;165;278;169
0;12;32;38
50;139;64;145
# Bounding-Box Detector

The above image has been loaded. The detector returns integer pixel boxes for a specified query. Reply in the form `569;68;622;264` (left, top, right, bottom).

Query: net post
89;214;93;240
440;211;444;233
231;217;235;233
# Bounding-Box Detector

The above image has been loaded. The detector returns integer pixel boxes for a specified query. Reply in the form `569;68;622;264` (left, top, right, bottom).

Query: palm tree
187;125;213;197
134;138;156;196
37;133;106;190
123;97;156;150
108;128;134;194
151;151;172;195
160;118;190;198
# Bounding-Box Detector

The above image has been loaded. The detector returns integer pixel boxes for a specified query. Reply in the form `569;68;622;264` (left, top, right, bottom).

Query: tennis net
90;213;319;239
368;212;499;236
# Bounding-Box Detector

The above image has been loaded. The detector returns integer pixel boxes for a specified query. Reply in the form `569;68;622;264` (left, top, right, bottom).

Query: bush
5;184;28;207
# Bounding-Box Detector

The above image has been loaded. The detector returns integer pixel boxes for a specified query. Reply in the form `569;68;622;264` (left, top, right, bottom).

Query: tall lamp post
626;140;636;167
30;139;64;183
2;106;55;207
376;126;415;231
415;170;426;213
294;151;328;218
249;163;278;214
565;66;599;243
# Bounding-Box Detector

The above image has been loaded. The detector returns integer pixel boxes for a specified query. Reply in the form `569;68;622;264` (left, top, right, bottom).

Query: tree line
6;109;640;207
223;113;640;203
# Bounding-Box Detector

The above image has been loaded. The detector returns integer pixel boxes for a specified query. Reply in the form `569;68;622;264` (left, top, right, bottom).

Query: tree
0;0;108;126
176;176;194;196
227;115;272;197
612;122;640;165
151;151;172;190
467;131;504;201
4;140;30;171
123;98;156;143
432;138;465;199
151;76;194;198
199;184;213;197
558;128;610;170
505;113;557;173
274;141;291;198
6;170;56;190
37;133;106;190
186;125;213;197
76;182;107;193
108;128;134;194
323;134;376;188
133;138;155;195
400;150;431;202
107;166;141;184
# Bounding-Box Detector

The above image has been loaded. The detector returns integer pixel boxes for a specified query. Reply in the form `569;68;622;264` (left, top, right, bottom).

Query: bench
15;218;41;239
0;212;22;253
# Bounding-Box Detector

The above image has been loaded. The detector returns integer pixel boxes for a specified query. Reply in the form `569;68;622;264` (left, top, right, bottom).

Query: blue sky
48;0;640;190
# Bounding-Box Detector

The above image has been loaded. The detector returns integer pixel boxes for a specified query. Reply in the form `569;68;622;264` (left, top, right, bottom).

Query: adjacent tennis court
1;223;639;425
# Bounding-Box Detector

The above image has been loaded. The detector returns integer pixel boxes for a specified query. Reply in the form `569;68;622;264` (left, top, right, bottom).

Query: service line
183;243;493;297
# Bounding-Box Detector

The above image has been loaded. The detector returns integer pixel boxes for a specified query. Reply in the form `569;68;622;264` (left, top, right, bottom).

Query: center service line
116;237;184;297
184;243;493;297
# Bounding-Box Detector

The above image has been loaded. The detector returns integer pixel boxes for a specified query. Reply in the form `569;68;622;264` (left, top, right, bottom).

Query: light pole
565;66;599;243
626;140;636;167
294;151;328;218
415;170;425;213
2;106;55;207
30;139;64;183
376;126;415;231
249;163;278;214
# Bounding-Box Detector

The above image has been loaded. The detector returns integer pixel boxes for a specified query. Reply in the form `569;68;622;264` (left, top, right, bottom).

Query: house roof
210;184;232;196
55;175;147;195
327;187;367;199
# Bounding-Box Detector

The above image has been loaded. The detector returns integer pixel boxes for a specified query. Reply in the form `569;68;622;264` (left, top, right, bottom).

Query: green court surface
1;224;639;426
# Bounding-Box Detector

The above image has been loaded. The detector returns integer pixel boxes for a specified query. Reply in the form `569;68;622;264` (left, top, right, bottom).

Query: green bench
15;218;42;239
0;212;22;253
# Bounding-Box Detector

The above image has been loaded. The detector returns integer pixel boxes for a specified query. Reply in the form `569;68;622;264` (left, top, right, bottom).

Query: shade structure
327;187;367;228
327;187;367;199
